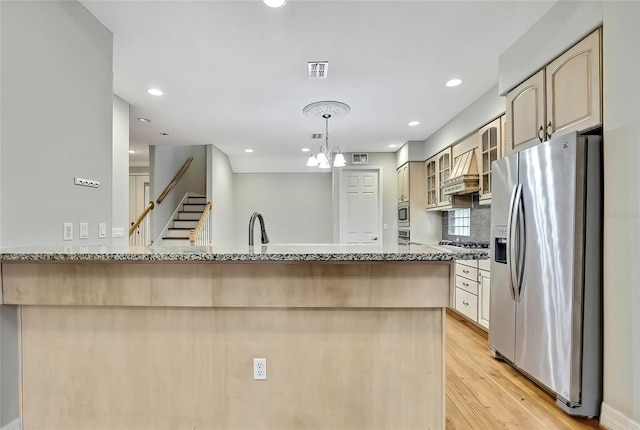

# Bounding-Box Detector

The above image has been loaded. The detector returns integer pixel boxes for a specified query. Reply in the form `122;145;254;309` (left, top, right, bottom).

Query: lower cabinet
453;259;490;330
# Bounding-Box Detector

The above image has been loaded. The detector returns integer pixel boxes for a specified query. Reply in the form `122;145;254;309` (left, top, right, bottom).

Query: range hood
440;149;480;195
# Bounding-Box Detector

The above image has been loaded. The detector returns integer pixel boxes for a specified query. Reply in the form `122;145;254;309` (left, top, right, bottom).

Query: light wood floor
446;311;602;430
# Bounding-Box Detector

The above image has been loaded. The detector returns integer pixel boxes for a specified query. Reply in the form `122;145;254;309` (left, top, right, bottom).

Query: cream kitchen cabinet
478;116;503;204
478;262;490;329
397;163;409;203
505;28;601;156
452;258;490;331
397;161;426;218
425;148;452;210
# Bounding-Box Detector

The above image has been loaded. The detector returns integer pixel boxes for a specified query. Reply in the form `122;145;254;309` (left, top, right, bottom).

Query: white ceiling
81;0;557;172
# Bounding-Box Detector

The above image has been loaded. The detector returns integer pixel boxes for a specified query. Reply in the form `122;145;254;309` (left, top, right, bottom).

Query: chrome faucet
248;212;269;246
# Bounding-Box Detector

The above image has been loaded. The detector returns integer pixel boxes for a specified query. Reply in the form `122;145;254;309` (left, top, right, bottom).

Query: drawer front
455;288;478;321
455;275;478;295
455;263;478;281
478;258;490;272
455;259;478;269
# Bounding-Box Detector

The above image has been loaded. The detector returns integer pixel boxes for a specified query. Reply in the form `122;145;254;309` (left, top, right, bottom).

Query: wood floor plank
446;312;602;430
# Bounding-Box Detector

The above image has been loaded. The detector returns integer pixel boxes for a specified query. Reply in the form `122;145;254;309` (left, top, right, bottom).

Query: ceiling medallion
302;101;351;119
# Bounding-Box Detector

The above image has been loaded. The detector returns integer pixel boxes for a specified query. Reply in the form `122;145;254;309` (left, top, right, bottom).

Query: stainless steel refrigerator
489;132;602;417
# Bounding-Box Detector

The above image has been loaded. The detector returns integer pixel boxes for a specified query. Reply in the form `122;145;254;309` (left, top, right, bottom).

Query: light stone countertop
0;243;489;262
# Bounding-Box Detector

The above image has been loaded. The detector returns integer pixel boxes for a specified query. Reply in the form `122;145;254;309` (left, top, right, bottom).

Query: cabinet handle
463;269;469;274
463;282;469;287
538;125;544;143
463;301;469;306
546;121;553;140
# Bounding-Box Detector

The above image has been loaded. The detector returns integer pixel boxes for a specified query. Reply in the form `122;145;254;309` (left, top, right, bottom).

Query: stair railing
156;156;193;204
129;201;155;246
189;202;212;246
129;156;195;246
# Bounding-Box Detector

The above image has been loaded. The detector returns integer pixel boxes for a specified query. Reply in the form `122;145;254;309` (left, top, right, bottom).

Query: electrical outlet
99;223;107;239
80;222;88;239
253;358;267;380
63;223;73;241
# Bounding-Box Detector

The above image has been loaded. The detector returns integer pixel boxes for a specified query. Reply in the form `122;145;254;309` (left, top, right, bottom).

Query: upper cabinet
397;164;409;203
398;162;426;208
425;148;452;210
505;71;545;154
546;29;601;138
505;28;602;156
478;116;503;203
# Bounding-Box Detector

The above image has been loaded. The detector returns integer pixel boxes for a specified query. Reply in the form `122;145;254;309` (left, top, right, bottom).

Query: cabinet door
425;158;438;208
478;270;490;329
505;70;545;156
500;114;507;159
546;28;601;138
478;118;500;202
397;164;408;203
436;148;452;208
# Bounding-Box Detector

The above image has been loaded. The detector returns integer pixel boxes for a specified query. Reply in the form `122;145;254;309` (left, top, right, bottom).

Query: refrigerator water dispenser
494;225;507;264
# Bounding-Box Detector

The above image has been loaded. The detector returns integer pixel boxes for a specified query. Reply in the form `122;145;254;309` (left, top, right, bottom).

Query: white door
340;169;381;245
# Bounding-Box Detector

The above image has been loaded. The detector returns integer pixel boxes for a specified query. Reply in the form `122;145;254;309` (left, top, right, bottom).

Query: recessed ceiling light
160;132;170;136
245;149;254;153
129;149;135;154
301;148;310;152
446;79;462;87
138;117;151;123
147;88;163;96
408;121;420;127
388;144;397;148
263;0;286;7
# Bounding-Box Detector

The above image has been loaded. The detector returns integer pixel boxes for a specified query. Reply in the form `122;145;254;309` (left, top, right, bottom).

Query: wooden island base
2;260;451;430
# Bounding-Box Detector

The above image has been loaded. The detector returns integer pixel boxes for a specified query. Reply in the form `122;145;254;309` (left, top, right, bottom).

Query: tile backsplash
441;194;491;243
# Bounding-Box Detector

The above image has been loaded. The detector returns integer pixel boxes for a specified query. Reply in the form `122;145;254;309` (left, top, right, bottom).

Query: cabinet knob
463;301;469;306
546;121;553;140
538;125;544;143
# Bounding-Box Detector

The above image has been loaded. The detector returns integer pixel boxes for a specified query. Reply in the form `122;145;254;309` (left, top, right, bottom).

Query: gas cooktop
438;240;490;249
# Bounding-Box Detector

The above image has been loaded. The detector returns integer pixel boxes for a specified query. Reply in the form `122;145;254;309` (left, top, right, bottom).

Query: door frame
337;166;384;245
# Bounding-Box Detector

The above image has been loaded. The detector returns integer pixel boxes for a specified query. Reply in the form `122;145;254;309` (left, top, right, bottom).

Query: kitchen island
1;244;487;430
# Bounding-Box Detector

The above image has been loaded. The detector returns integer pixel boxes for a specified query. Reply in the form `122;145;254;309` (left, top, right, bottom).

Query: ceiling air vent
352;153;369;165
308;61;328;79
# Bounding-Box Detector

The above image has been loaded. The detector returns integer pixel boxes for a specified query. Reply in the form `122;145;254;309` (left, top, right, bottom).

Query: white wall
235;173;333;246
602;2;640;426
112;95;130;247
0;0;113;247
499;1;640;427
150;145;206;242
207;145;235;247
423;84;505;160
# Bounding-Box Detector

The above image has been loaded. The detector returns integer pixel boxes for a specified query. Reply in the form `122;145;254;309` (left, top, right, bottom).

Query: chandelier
303;101;350;169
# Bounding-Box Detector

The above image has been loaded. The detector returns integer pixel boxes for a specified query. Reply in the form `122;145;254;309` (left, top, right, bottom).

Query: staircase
161;195;207;245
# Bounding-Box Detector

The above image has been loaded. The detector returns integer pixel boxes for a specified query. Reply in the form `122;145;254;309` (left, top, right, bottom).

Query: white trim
600;403;640;430
1;418;21;430
338;166;384;245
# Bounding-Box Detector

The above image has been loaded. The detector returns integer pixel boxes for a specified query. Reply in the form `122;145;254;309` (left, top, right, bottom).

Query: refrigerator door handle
515;185;526;301
506;183;519;301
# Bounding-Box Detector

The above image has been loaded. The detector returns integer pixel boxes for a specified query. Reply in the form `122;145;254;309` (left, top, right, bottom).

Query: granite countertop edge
0;248;489;262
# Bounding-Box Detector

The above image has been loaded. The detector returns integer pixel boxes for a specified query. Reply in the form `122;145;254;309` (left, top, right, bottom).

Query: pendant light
303;101;350;169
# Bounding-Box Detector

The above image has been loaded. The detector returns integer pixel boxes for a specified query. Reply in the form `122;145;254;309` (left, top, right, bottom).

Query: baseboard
600;403;640;430
0;418;21;430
